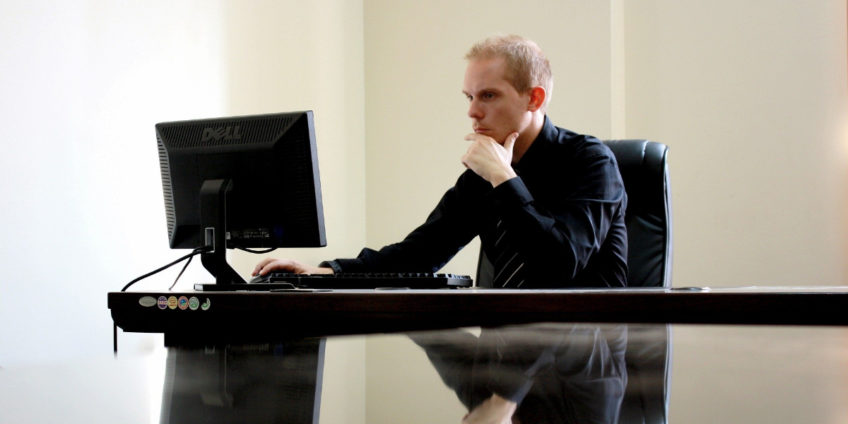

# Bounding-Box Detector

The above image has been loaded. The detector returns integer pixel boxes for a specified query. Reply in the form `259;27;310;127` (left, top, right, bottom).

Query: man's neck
512;113;545;164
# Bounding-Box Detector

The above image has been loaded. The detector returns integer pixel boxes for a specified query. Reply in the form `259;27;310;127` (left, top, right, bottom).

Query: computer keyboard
195;272;473;291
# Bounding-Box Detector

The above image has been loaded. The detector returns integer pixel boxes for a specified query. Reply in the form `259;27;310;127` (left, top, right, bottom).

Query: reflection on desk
157;323;669;424
411;324;632;423
161;339;325;424
4;323;848;423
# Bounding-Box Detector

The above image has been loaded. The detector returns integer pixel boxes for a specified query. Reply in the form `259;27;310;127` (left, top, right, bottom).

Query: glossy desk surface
4;322;848;424
9;287;844;423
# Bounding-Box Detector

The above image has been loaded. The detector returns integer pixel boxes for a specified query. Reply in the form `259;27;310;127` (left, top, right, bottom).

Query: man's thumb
504;132;519;152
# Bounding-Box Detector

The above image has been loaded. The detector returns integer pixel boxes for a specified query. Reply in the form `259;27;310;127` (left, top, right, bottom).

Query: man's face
463;57;533;144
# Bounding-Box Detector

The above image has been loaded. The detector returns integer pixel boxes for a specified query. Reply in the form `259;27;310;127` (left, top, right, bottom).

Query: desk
98;288;848;423
109;287;848;344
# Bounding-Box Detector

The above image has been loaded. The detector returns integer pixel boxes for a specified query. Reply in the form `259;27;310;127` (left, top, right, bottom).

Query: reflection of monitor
160;338;325;424
156;111;326;287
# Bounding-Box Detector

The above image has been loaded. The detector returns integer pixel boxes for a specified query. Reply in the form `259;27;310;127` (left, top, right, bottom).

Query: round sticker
138;296;157;308
167;296;178;310
189;297;200;311
178;296;189;310
157;296;168;310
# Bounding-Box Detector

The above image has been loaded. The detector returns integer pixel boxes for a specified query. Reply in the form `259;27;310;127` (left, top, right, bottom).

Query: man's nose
467;100;483;120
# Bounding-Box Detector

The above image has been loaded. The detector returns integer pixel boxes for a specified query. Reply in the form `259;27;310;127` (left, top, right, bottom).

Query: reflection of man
410;324;628;424
255;35;627;288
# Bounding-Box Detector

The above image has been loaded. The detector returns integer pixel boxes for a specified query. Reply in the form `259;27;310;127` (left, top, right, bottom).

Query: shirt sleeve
321;172;485;273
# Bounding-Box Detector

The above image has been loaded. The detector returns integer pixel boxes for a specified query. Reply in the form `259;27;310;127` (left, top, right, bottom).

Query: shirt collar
514;115;556;172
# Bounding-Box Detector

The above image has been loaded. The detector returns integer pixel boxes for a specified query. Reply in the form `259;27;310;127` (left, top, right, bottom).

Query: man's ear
527;86;546;112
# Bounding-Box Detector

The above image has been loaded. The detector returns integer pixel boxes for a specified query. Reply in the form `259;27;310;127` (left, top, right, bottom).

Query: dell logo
201;126;242;142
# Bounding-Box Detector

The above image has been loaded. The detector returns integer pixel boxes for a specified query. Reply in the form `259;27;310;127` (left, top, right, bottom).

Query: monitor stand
198;179;247;289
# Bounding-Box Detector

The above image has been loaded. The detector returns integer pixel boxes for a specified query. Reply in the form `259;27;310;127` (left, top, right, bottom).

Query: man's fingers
254;258;296;276
252;258;273;275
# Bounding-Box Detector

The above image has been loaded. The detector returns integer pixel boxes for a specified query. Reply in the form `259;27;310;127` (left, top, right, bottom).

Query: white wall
0;1;366;423
624;0;848;287
0;0;229;366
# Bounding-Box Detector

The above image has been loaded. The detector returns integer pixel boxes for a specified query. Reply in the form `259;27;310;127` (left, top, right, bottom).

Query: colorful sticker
138;296;157;308
188;297;200;311
201;298;211;311
167;296;178;310
178;296;189;310
157;296;168;310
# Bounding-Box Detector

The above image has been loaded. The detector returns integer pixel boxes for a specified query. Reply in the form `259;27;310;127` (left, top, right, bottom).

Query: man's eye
482;92;495;99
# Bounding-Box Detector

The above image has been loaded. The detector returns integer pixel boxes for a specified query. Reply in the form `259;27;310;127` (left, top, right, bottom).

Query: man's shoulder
546;123;613;161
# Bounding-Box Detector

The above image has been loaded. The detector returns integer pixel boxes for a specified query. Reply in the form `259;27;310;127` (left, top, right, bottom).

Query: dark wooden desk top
108;286;848;343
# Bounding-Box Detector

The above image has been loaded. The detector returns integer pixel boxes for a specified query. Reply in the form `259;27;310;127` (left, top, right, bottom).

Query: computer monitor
156;111;326;287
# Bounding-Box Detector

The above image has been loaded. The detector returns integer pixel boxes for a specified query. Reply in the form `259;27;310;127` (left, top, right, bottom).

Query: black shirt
323;116;628;288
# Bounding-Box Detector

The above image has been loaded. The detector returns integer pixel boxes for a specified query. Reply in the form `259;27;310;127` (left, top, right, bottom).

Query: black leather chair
603;140;672;288
604;139;672;424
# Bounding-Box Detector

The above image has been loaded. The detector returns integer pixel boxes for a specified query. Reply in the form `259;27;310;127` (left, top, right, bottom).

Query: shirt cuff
490;176;533;208
318;260;344;274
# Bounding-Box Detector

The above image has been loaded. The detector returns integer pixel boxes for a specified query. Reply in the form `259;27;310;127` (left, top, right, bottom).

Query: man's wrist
490;169;518;187
318;260;342;274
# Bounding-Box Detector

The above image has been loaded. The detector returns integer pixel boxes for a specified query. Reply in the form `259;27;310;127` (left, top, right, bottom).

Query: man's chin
475;129;506;143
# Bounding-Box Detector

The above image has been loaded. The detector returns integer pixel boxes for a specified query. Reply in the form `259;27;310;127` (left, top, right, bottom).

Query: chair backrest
603;140;672;288
604;139;672;424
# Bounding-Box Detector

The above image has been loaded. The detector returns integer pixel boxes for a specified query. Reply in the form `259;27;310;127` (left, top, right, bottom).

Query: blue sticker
178;296;189;310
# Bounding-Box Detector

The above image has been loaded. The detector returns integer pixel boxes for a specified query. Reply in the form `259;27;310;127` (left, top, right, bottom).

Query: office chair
604;140;672;288
604;139;672;424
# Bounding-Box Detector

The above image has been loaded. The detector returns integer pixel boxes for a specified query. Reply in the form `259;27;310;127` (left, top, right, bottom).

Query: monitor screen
156;111;326;286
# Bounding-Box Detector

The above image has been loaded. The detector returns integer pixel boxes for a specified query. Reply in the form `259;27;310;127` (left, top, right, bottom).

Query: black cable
168;252;195;291
237;247;276;254
114;247;210;354
120;247;208;292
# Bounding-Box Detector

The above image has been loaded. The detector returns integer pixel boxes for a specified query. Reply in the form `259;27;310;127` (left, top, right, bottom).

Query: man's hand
252;258;334;276
462;394;518;424
462;132;519;187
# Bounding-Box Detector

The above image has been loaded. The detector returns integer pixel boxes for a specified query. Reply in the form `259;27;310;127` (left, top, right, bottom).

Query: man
254;35;628;288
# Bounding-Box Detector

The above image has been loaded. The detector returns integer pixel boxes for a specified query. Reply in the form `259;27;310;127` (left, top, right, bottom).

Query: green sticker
138;296;157;308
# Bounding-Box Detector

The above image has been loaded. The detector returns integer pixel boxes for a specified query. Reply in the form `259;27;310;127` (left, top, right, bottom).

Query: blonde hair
465;35;553;109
